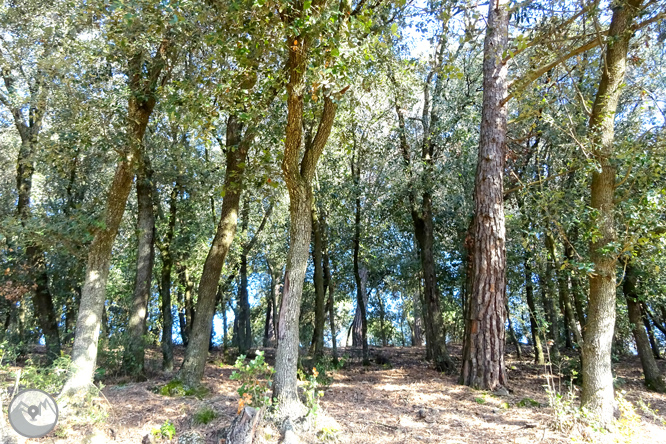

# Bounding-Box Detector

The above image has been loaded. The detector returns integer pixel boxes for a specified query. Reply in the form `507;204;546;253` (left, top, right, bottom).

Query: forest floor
3;344;666;444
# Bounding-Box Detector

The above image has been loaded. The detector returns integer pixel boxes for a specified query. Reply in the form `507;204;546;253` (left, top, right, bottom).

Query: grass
193;406;218;425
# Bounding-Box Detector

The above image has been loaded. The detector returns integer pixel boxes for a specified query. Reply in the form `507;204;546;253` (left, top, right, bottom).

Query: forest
0;0;665;442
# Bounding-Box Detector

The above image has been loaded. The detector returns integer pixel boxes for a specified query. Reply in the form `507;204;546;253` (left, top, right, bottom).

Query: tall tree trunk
124;152;156;378
238;198;251;354
273;25;340;414
525;257;545;364
461;0;509;391
643;313;661;360
322;217;337;362
623;259;665;392
564;233;586;327
179;115;254;387
351;148;370;364
543;232;560;361
61;41;169;398
309;196;326;358
582;0;642;425
411;289;423;346
265;260;281;348
178;264;195;345
160;185;179;371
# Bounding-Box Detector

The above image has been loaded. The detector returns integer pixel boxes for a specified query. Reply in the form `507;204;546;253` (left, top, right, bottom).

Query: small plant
157;379;209;399
517;397;540;408
303;367;324;417
474;396;486;404
18;355;71;394
229;350;275;412
318;425;340;442
193;406;218;425
152;420;176;440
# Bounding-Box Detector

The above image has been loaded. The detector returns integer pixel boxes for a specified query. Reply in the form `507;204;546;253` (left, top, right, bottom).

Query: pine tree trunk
124;153;156;378
179;115;251;387
623;259;665;392
582;0;642;425
461;0;509;391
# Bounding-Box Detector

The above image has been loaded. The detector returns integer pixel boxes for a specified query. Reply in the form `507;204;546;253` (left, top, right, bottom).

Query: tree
460;0;509;391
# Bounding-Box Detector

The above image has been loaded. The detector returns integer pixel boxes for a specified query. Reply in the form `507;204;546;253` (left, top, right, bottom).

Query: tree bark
179;115;254;387
61;39;170;398
543;232;560;361
159;185;179;371
124;152;156;378
525;257;545;364
238;197;252;354
461;0;509;391
622;259;665;392
273;24;339;414
351;147;370;364
581;0;642;425
309;196;326;358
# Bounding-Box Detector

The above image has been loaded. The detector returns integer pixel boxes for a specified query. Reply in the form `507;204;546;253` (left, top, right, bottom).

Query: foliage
301;367;324;417
229;351;274;411
157;379;209;399
152;420;176;441
193;406;218;425
18;355;71;394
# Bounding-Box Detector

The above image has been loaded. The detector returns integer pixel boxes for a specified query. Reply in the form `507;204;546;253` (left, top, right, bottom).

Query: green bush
193;406;218;425
152;420;176;440
17;355;71;394
157;379;209;399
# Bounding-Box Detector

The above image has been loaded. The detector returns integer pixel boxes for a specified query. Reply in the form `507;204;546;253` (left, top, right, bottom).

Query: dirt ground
4;345;666;444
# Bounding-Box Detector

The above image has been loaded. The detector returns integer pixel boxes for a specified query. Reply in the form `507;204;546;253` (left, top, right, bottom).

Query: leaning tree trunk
622;259;665;392
581;0;642;425
461;0;509;391
61;42;169;398
124;152;156;378
179;115;252;387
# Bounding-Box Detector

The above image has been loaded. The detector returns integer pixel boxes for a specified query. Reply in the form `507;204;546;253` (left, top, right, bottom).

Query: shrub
193;406;218;425
229;351;275;412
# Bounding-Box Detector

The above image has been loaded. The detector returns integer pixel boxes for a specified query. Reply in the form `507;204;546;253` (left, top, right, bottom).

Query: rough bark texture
309;196;326;358
61;40;169;398
623;259;666;392
273;23;339;416
581;0;642;425
225;407;264;444
238;198;252;354
178;115;252;387
159;185;179;371
461;0;509;390
124;153;156;377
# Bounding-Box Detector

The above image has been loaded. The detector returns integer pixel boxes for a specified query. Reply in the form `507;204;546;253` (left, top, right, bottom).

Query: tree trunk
273;26;339;415
124;152;156;378
351;149;370;364
179;264;195;345
525;257;544;364
179;115;253;387
321;212;337;362
643;313;661;360
543;232;560;361
506;301;522;359
61;42;169;398
238;198;251;354
582;0;642;425
411;289;423;346
623;259;665;392
160;185;179;372
461;0;509;391
309;196;326;359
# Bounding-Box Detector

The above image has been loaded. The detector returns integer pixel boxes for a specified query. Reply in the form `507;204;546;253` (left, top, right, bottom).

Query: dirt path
8;345;666;443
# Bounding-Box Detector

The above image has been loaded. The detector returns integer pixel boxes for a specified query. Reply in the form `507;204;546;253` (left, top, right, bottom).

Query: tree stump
225;407;263;444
